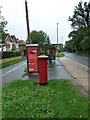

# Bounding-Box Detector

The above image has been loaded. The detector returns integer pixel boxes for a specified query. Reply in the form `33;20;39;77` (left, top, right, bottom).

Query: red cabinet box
26;44;39;73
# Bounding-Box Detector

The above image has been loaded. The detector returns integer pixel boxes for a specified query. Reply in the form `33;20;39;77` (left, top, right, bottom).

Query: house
10;35;19;50
5;34;19;51
0;34;26;51
5;34;13;51
18;40;26;50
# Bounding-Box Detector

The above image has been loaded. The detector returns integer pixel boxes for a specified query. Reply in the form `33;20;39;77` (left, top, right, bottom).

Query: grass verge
56;53;64;57
2;79;88;118
0;57;26;69
24;67;27;73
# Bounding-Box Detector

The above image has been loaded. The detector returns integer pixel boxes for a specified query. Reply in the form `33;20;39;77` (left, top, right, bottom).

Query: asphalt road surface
0;60;27;88
64;53;88;66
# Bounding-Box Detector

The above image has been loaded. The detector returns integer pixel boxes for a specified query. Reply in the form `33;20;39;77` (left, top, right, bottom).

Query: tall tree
0;6;7;44
68;1;90;53
68;1;90;29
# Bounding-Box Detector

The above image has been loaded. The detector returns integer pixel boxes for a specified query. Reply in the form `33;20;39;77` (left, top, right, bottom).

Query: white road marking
0;62;26;77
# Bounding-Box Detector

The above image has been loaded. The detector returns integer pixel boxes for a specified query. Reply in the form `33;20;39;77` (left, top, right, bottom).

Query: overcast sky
1;0;89;44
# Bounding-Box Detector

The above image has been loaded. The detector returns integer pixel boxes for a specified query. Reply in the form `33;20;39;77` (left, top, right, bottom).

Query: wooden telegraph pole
25;0;31;43
57;23;59;53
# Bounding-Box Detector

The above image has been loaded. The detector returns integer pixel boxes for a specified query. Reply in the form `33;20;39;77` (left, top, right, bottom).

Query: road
0;60;27;88
64;53;88;66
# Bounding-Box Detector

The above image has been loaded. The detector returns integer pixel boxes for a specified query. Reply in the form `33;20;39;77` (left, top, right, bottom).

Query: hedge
2;51;21;59
24;49;26;56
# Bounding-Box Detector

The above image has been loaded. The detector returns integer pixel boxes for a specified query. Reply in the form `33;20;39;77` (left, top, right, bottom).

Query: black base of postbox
39;82;48;86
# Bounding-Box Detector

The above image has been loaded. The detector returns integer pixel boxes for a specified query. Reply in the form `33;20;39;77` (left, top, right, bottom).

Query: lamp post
57;23;59;54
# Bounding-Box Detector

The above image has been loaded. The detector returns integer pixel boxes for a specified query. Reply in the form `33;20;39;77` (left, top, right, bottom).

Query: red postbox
38;55;48;85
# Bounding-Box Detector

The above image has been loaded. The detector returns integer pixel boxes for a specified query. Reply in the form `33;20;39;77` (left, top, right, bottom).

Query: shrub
2;51;21;59
24;49;26;56
80;36;90;52
12;46;16;51
40;50;45;55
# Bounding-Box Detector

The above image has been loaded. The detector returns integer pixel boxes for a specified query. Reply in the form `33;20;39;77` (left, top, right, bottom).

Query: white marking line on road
0;62;26;77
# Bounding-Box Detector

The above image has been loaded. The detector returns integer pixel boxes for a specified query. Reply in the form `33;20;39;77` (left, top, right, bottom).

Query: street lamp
57;23;59;54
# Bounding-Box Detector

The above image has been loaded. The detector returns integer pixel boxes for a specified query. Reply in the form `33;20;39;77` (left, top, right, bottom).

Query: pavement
48;59;72;80
59;57;88;94
23;59;72;81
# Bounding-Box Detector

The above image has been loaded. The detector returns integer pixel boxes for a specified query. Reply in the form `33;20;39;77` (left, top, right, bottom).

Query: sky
0;0;89;44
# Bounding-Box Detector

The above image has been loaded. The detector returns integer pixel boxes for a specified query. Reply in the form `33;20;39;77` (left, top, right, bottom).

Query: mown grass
0;57;26;69
2;80;88;119
24;67;27;73
56;53;64;57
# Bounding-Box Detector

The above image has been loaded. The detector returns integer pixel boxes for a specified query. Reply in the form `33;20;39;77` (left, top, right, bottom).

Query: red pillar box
38;55;48;85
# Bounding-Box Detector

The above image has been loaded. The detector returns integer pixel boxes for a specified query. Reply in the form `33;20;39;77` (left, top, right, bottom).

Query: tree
80;36;90;52
1;31;7;44
0;6;7;33
68;1;90;29
68;1;90;53
30;30;51;49
58;44;64;52
64;40;75;52
45;36;51;45
0;6;7;51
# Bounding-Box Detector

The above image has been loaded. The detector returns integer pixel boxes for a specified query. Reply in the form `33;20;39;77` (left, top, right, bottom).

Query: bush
2;51;21;59
80;36;90;52
12;46;16;51
24;49;26;56
40;50;45;55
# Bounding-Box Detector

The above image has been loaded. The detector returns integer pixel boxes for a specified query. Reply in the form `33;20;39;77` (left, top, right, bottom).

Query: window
6;48;10;51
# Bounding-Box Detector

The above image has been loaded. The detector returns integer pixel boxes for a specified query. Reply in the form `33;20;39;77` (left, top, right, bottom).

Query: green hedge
2;51;21;59
24;49;26;56
40;50;45;55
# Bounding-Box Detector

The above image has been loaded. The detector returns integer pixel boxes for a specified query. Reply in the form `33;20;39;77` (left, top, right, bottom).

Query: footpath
59;57;88;95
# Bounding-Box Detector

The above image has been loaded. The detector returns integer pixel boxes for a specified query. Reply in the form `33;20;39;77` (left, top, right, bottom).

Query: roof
5;34;12;42
11;35;15;39
26;44;38;47
18;40;26;46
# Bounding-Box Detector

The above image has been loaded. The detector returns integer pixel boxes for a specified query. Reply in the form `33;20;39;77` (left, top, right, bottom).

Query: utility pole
25;0;31;43
57;23;59;53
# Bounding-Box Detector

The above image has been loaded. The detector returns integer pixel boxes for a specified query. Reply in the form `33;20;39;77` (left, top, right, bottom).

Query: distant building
18;40;26;50
0;34;26;52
